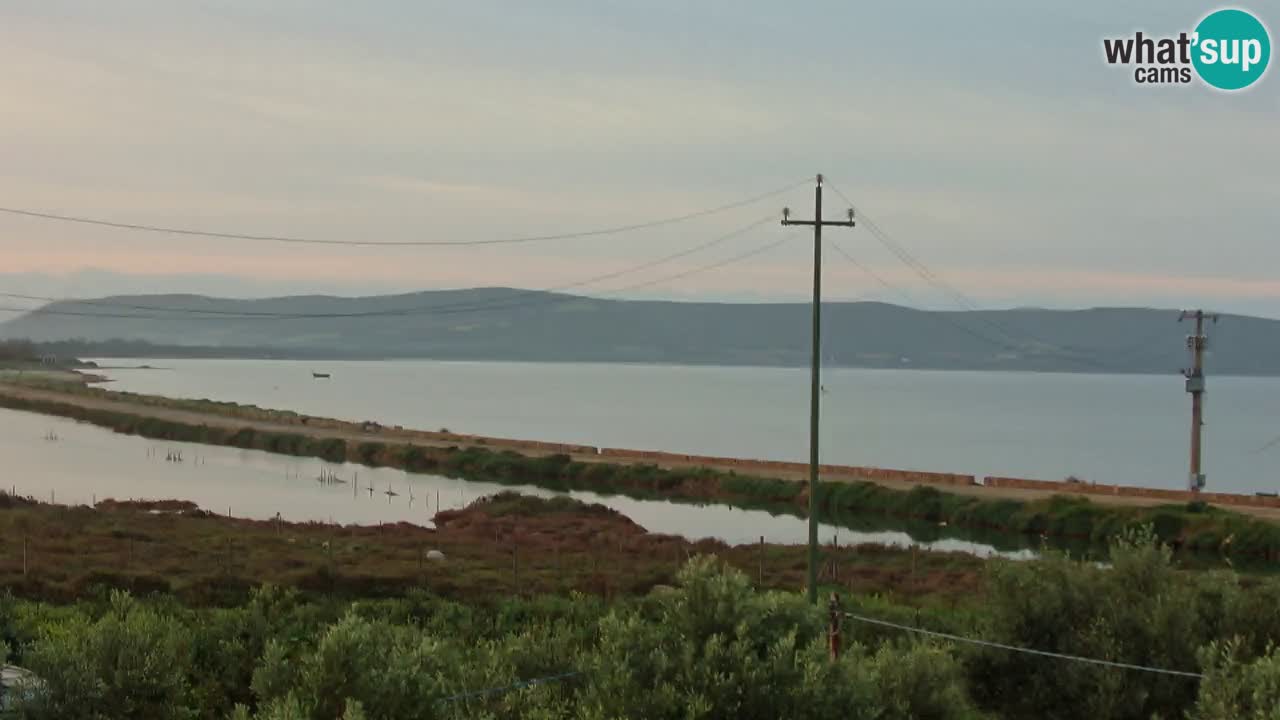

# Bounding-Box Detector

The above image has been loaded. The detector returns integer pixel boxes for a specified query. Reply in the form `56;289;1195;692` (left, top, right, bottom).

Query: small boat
312;372;331;379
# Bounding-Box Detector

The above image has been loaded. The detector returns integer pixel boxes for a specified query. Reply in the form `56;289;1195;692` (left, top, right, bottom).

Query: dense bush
962;527;1280;720
20;591;191;720
4;541;1280;719
1191;640;1280;719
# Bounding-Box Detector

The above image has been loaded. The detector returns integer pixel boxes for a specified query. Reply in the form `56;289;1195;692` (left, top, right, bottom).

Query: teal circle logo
1192;8;1271;90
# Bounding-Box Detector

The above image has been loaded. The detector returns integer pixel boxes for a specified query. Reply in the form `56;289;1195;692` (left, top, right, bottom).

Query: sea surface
91;358;1280;495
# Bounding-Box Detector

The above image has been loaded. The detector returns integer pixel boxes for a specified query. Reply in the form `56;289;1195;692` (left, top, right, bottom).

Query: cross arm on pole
782;219;856;227
781;207;856;227
1179;309;1220;322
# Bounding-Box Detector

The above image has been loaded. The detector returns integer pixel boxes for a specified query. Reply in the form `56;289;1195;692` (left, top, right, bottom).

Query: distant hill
1;288;1276;375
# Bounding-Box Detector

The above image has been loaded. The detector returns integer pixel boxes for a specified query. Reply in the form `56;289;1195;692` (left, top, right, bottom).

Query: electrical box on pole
1179;310;1218;493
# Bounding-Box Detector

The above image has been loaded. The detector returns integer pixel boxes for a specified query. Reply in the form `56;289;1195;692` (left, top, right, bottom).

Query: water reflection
0;407;1026;558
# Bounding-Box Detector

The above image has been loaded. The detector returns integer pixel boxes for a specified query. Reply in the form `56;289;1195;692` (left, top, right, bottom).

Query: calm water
1;406;1020;556
93;359;1280;494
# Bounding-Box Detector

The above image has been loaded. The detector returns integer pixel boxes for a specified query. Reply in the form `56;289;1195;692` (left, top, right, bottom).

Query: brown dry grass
0;494;983;606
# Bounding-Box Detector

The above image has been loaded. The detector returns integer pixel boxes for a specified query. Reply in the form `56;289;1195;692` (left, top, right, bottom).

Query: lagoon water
92;359;1280;495
0;405;1021;556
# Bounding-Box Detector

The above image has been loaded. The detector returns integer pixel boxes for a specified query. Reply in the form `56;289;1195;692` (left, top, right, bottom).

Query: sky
2;1;1279;316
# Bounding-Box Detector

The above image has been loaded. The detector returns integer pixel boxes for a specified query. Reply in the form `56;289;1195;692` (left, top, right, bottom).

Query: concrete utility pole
782;174;855;604
1180;309;1219;493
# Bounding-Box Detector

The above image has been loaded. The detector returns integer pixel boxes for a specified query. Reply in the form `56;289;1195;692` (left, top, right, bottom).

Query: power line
828;186;983;312
826;184;1061;349
0;305;170;321
0;179;806;247
829;240;1050;356
1103;324;1181;366
610;233;786;293
0;216;772;319
438;671;582;705
830;239;1145;372
840;244;1172;366
829;242;926;308
0;220;784;323
1250;434;1280;455
844;612;1203;679
825;186;1133;372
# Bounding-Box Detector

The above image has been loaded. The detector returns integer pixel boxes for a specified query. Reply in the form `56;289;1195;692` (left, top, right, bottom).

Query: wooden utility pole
783;174;855;604
1180;310;1219;493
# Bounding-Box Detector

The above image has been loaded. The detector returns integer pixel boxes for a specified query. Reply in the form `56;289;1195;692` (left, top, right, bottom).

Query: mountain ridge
2;288;1276;375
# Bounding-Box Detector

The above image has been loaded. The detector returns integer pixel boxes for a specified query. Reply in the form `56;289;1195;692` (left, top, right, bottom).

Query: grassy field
0;492;982;607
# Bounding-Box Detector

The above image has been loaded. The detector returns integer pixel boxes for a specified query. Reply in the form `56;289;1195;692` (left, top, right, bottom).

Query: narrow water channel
0;407;1030;558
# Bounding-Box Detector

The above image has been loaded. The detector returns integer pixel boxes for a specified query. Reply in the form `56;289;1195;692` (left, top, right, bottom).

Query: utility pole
1180;310;1219;493
782;174;855;604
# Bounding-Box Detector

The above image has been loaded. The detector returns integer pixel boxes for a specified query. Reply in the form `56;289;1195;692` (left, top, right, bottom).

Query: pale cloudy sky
1;1;1278;314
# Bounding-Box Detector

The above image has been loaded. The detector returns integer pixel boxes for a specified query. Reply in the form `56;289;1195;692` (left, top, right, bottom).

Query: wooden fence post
828;593;842;662
833;535;839;583
758;535;765;587
911;545;918;589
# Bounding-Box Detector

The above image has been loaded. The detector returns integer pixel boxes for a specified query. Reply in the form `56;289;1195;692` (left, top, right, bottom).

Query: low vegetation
3;531;1280;719
0;341;39;363
0;493;981;606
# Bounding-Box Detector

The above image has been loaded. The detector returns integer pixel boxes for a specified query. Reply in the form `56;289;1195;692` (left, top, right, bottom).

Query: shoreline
79;352;1280;379
0;367;110;385
4;378;1280;562
2;375;1279;518
7;376;1280;561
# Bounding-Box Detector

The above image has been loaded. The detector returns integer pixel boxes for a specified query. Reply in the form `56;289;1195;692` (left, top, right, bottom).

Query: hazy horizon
6;270;1280;320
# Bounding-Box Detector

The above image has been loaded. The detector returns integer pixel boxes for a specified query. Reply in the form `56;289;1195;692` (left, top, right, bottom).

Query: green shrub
1191;639;1280;720
21;591;192;720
